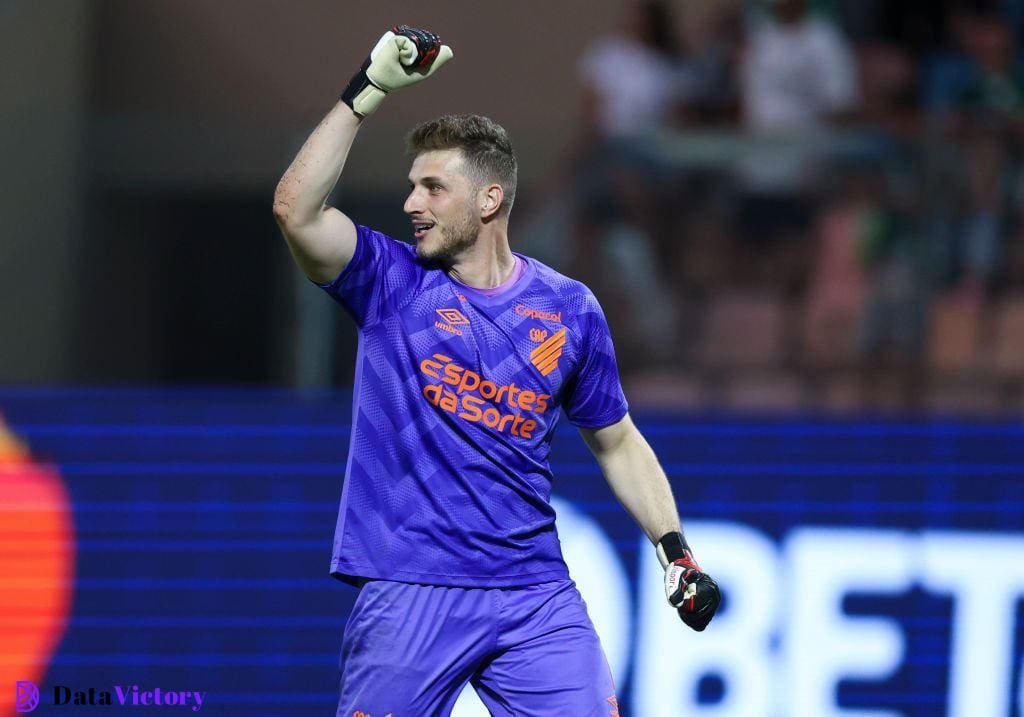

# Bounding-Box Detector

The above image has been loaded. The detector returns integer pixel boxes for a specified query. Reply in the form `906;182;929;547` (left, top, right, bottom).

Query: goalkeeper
273;25;720;716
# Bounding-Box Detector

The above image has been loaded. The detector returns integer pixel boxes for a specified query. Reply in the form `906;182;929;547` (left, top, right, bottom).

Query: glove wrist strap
656;531;690;569
341;58;386;117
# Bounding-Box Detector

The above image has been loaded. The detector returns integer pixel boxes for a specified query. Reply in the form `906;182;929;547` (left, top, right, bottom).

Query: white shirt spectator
578;36;683;137
742;15;858;134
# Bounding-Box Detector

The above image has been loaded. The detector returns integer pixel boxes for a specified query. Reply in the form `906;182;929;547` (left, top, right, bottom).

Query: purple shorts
336;579;618;716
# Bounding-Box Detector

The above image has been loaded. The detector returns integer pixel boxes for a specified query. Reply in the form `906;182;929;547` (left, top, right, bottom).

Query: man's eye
429;185;442;192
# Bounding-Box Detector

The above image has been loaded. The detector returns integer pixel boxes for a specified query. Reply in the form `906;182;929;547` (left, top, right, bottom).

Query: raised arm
272;103;361;285
273;26;453;284
580;413;721;631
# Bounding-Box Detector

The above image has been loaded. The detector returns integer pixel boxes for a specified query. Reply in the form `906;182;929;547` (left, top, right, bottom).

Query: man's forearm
273;102;362;227
585;418;721;630
598;429;681;545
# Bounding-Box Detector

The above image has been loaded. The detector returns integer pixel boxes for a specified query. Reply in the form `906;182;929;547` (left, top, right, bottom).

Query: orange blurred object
0;414;75;715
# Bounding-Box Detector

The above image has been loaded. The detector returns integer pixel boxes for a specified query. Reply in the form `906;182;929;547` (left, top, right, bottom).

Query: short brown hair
406;114;518;216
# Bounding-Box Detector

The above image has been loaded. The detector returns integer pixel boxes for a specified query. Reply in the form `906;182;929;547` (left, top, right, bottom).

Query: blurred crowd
521;0;1024;415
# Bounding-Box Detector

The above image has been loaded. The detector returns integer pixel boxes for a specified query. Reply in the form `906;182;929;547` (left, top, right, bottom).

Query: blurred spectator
578;0;684;139
517;1;683;275
802;170;872;367
925;6;1024;300
674;2;745;125
856;42;919;135
733;0;860;248
855;186;929;364
527;0;1024;411
741;0;859;135
568;1;687;364
925;6;1024;121
803;154;930;370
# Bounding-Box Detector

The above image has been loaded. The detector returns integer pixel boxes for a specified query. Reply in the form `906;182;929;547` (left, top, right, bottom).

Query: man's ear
480;183;504;220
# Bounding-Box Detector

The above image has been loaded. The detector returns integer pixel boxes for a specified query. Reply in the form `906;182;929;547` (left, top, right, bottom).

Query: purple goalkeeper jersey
318;225;628;587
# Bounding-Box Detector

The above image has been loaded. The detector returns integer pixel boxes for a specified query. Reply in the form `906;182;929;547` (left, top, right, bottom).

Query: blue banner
1;389;1022;716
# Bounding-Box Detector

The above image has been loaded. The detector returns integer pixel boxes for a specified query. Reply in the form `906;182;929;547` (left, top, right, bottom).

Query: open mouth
412;221;436;240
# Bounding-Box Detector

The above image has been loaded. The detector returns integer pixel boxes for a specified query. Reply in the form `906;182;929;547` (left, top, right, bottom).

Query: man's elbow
272;184;298;229
272;178;319;232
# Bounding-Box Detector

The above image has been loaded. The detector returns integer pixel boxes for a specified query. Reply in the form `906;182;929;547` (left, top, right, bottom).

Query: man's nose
404;188;423;215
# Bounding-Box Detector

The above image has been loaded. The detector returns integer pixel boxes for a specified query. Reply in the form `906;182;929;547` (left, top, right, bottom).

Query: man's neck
446;225;516;289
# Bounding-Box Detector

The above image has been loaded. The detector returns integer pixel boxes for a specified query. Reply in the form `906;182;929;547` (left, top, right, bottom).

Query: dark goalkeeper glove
658;531;721;632
341;25;454;117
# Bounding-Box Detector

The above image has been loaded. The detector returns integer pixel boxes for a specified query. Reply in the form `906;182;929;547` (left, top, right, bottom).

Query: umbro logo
434;307;469;337
435;308;469;325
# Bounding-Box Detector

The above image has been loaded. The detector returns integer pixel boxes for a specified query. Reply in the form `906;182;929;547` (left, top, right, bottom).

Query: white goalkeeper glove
341;25;454;117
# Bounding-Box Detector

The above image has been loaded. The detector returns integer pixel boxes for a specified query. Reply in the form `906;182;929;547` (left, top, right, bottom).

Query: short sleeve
564;294;629;428
316;225;419;328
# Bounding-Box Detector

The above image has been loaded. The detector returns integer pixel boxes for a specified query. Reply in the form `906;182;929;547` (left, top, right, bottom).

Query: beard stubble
416;201;480;263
